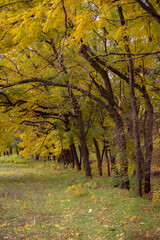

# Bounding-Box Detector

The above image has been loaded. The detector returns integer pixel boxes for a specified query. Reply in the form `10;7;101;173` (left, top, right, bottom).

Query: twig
101;15;151;22
90;50;160;58
112;52;160;63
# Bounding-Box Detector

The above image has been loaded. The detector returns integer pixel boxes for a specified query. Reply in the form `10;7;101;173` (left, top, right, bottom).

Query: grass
0;162;160;240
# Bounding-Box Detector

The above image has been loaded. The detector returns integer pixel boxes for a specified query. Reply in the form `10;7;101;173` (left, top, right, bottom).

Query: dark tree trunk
58;149;72;166
108;106;129;188
70;146;75;168
118;5;143;196
105;144;110;176
70;142;81;171
110;153;118;174
108;60;154;194
9;147;12;155
35;154;40;160
65;149;70;166
78;145;82;168
79;44;129;188
142;90;154;193
125;44;143;196
78;119;91;177
135;0;160;24
68;85;91;178
63;116;81;171
16;147;19;155
93;137;103;176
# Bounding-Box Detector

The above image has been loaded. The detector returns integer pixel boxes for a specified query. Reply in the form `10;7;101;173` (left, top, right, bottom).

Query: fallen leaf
131;216;136;222
24;225;29;229
0;224;7;227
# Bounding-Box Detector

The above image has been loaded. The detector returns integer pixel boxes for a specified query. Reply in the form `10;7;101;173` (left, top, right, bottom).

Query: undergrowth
0;154;35;164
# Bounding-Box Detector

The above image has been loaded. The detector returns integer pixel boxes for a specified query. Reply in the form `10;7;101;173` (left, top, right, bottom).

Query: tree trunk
79;44;129;188
143;102;153;192
118;5;143;196
35;154;40;160
135;0;160;24
138;84;153;194
108;106;129;187
125;45;143;197
105;145;110;176
110;154;118;174
78;145;82;168
70;145;75;169
16;147;19;155
9;147;12;155
93;137;103;176
68;85;91;177
70;142;81;171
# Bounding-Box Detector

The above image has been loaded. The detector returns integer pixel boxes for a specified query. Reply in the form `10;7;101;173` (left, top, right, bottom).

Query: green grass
0;163;160;240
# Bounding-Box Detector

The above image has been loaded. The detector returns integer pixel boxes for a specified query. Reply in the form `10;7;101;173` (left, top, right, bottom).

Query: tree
0;0;159;194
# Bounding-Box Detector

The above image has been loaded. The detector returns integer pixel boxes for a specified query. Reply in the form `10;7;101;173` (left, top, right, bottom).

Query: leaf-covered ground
0;163;160;240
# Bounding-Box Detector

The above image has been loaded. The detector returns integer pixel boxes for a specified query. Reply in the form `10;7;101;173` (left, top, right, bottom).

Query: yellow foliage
0;0;159;164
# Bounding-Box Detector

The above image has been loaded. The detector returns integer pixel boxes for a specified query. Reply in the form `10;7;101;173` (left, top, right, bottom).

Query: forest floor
0;162;160;240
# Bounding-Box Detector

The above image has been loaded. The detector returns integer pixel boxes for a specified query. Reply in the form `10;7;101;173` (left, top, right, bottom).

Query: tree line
0;0;160;196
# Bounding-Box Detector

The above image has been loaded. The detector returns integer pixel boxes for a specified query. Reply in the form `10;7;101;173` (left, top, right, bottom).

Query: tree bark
35;154;40;160
143;100;153;192
79;44;129;188
9;147;12;155
68;85;91;178
118;5;144;196
70;141;81;171
105;144;110;176
125;44;143;197
78;145;82;168
93;137;103;176
135;0;160;24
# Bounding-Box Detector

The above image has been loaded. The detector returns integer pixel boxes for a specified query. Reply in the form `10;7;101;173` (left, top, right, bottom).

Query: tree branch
90;51;160;58
0;0;32;9
135;0;160;24
0;92;15;106
1;78;108;109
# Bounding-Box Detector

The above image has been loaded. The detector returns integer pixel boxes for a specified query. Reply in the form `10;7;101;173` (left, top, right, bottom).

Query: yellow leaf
24;225;29;229
0;224;7;227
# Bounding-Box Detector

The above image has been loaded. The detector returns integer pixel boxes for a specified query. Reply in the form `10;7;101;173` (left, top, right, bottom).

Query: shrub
66;184;88;197
0;154;35;164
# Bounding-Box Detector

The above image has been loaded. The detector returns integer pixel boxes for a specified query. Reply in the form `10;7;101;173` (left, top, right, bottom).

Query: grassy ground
0;162;160;240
